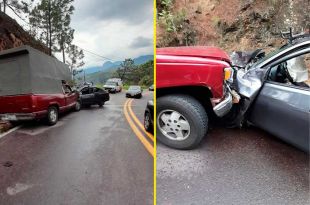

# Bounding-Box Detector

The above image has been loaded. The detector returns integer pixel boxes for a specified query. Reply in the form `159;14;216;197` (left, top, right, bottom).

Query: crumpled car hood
230;51;255;68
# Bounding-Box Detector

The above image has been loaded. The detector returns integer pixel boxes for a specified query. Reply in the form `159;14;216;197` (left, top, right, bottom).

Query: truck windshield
128;86;140;90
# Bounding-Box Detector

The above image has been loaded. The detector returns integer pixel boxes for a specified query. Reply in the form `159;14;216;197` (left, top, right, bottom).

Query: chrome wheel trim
157;109;191;141
49;109;57;122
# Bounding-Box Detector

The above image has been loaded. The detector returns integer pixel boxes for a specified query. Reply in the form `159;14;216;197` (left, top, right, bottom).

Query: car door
80;87;95;104
93;87;102;102
249;51;310;152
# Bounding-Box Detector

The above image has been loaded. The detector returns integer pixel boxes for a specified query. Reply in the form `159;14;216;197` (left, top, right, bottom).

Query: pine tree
0;0;30;15
66;44;85;74
29;0;75;59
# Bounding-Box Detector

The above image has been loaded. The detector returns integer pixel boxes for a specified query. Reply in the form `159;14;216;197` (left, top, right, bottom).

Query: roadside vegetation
77;59;154;88
157;0;197;47
157;0;309;51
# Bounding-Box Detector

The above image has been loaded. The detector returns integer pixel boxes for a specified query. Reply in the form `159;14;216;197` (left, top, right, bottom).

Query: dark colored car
126;86;143;98
79;86;109;107
229;34;310;152
144;100;154;133
149;84;154;91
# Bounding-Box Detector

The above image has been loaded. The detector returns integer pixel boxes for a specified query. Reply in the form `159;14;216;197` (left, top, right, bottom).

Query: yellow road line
123;99;154;157
128;99;154;141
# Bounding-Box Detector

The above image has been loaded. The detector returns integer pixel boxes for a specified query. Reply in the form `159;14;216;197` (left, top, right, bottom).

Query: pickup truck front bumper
213;92;233;117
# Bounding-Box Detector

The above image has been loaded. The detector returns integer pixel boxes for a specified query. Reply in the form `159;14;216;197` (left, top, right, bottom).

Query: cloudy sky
8;0;154;68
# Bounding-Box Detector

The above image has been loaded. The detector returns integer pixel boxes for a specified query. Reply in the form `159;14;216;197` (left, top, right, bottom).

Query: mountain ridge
82;54;153;74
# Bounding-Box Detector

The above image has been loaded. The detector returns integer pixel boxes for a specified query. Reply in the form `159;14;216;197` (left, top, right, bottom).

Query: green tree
66;44;85;74
52;0;74;62
0;0;30;15
115;58;135;81
29;0;75;58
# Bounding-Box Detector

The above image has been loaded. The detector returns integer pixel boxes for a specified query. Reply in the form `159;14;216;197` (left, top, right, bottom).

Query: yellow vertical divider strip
153;0;157;204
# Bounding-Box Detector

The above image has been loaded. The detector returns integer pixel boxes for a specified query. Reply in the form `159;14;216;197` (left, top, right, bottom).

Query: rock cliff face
0;12;49;54
157;0;309;52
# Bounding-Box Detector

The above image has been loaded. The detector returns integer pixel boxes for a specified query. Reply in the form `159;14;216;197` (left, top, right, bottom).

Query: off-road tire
157;95;208;149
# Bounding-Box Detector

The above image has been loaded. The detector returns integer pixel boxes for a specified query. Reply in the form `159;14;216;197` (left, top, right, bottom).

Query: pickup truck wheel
157;95;208;149
75;101;81;111
47;106;58;126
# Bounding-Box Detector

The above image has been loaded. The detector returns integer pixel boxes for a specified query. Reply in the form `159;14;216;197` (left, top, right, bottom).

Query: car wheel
98;101;104;107
157;95;208;149
47;106;58;126
75;101;81;111
144;111;153;133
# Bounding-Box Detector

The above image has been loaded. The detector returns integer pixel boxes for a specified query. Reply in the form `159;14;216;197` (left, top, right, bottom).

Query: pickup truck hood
157;46;231;63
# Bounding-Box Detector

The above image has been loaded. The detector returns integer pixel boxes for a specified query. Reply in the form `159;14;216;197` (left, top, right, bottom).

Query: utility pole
83;70;86;83
48;0;52;56
3;0;6;13
62;41;66;63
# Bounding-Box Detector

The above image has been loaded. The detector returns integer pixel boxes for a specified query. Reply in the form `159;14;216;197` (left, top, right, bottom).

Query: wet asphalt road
0;91;153;205
157;125;309;205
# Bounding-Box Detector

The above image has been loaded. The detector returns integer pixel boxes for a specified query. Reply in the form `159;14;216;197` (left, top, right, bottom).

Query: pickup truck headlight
224;67;234;83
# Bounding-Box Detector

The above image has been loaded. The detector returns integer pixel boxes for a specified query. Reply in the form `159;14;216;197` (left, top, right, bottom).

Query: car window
81;87;90;95
93;87;101;92
267;53;310;88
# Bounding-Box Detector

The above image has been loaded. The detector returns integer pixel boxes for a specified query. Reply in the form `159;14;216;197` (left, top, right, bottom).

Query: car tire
98;102;104;107
75;101;81;111
47;106;58;126
144;111;153;133
157;95;208;149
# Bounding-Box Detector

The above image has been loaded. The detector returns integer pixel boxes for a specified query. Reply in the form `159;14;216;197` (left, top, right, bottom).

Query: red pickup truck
156;46;238;149
0;46;81;125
